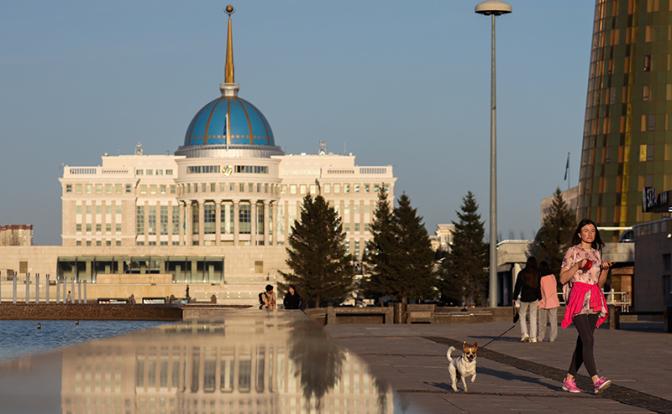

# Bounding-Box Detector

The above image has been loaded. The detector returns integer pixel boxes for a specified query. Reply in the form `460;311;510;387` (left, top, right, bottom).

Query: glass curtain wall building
578;0;672;231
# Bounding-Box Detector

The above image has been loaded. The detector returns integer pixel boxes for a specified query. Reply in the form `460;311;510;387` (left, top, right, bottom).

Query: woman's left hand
600;261;612;270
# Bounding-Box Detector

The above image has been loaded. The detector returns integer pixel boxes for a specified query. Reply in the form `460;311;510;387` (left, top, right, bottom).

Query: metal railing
0;271;87;304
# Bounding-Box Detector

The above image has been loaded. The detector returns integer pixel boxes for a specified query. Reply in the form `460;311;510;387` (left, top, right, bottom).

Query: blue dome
184;96;275;147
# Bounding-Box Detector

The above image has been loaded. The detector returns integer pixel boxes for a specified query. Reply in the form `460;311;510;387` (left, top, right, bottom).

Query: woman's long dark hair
523;256;539;288
571;218;604;250
538;261;552;277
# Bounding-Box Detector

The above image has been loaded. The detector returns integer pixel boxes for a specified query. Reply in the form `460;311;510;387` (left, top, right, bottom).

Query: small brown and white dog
446;341;478;392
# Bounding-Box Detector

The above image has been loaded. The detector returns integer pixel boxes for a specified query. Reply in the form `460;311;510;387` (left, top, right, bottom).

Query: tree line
279;186;492;308
280;185;576;308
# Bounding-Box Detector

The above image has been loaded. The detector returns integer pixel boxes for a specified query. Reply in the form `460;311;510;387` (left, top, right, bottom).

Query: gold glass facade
579;0;672;229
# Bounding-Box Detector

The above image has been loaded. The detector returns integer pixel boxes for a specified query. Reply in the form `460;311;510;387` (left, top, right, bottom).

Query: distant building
0;225;33;246
430;224;455;252
0;8;395;305
633;218;672;313
496;240;530;307
578;0;672;228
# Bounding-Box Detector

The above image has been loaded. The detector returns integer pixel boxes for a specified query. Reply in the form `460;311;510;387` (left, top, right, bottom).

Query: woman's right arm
559;250;586;285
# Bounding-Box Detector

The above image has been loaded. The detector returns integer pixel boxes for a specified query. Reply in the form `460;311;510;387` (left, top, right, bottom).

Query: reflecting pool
0;309;424;413
0;320;165;361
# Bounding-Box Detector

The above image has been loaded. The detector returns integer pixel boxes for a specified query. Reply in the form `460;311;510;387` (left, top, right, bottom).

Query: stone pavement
326;321;672;413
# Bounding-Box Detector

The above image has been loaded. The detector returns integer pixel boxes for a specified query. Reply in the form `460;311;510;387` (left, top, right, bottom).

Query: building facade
633;218;672;312
0;7;395;304
0;225;33;246
578;0;672;230
429;224;455;252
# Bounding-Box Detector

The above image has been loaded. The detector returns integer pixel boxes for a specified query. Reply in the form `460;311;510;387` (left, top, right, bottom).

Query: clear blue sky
0;1;594;245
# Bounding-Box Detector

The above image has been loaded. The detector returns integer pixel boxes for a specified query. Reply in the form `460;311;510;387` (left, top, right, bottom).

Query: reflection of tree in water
289;324;393;413
289;324;344;410
373;376;392;413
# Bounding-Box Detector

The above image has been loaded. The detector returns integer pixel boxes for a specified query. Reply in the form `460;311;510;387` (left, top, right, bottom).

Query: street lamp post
475;1;511;308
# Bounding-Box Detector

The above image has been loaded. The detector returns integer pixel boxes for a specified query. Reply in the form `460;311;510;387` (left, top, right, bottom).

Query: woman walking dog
559;219;612;394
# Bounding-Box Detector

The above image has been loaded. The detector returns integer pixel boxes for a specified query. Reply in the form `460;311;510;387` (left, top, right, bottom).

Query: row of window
583;112;672;136
136;241;181;246
66;181;392;198
136;169;173;176
287;182;388;195
595;0;665;20
65;183;132;194
75;223;122;233
182;182;277;195
75;204;122;215
136;206;180;235
132;201;373;238
75;240;123;246
187;165;268;175
139;184;177;195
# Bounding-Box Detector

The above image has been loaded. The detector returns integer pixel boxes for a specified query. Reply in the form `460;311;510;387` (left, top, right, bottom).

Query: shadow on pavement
468;335;521;343
476;366;562;392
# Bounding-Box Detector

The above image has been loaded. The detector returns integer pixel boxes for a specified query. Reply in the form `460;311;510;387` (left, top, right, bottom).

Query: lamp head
475;0;512;16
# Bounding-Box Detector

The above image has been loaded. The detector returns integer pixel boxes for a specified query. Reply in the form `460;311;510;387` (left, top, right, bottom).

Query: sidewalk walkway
326;321;672;413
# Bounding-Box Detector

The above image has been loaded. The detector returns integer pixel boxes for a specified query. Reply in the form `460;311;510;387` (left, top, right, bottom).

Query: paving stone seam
425;336;672;414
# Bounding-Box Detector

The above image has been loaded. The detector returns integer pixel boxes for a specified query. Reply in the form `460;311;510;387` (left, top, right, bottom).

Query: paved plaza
0;310;670;413
327;320;672;413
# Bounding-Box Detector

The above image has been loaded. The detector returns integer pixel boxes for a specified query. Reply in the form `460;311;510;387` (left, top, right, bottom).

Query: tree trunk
316;295;321;308
401;296;408;323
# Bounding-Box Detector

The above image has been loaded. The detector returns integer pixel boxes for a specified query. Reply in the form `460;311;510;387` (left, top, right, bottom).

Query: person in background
559;219;612;395
513;256;541;343
283;285;303;310
128;294;136;305
260;284;277;311
538;261;560;342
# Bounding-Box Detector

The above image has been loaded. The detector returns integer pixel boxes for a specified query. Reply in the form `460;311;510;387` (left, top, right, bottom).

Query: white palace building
0;7;395;305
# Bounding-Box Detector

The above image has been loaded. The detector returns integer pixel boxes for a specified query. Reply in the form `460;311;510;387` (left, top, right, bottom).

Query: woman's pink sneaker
593;376;611;394
562;377;582;393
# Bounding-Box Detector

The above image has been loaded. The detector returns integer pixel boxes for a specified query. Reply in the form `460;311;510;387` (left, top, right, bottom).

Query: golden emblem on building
222;165;233;176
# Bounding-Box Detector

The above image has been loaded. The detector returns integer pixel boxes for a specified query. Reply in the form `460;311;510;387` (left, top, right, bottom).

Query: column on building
251;200;257;246
143;200;149;244
263;200;270;246
179;202;185;246
167;203;174;245
185;201;192;246
198;200;205;246
215;201;222;245
155;203;161;244
271;200;278;246
233;200;239;246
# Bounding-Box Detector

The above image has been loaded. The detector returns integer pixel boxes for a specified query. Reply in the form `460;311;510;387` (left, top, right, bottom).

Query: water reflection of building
61;314;393;414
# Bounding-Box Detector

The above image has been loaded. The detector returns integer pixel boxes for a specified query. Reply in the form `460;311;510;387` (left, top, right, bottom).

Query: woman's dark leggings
568;313;599;377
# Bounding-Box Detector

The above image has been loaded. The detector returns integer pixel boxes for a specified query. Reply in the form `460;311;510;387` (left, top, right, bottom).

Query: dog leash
480;323;517;349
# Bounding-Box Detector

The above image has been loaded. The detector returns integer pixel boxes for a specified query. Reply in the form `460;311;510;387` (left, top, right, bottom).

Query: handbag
562;282;572;303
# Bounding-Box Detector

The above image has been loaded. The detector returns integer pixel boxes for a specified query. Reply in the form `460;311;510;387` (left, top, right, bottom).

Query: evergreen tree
365;193;435;304
441;192;488;306
362;185;397;301
279;195;354;308
392;194;436;304
529;187;577;277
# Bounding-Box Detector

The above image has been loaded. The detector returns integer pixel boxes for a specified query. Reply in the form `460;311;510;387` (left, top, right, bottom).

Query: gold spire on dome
220;4;239;97
225;4;235;83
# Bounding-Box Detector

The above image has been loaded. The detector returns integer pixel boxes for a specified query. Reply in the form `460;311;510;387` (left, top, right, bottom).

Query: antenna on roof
135;143;144;156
